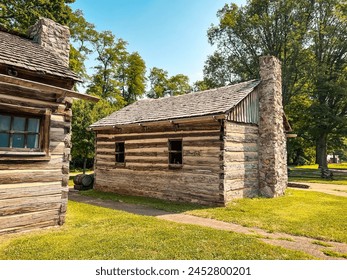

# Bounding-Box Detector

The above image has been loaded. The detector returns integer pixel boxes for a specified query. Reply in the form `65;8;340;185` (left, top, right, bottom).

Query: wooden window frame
115;141;125;166
168;139;183;168
0;106;51;160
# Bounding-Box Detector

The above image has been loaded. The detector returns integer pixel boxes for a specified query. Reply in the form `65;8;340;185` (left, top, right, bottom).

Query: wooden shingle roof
91;79;260;128
0;30;80;81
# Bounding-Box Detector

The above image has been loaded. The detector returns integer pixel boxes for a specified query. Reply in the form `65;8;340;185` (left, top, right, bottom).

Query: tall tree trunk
83;157;87;174
316;133;328;168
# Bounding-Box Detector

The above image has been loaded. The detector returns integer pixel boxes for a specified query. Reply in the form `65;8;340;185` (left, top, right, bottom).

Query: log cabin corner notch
90;56;288;206
0;18;98;235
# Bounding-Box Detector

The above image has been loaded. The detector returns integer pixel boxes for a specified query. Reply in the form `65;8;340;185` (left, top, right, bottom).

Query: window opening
169;139;182;165
0;114;40;149
115;142;125;163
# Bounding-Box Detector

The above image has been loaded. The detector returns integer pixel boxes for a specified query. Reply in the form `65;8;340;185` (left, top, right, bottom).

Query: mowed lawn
81;188;347;244
187;189;347;243
288;163;347;185
0;201;312;260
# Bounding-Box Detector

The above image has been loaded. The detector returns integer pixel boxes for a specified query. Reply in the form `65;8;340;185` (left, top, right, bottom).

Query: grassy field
81;188;347;243
0;201;312;260
288;164;347;185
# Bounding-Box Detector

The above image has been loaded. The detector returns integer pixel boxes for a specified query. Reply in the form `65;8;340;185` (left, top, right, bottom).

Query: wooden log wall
223;121;259;202
0;80;72;235
94;119;225;206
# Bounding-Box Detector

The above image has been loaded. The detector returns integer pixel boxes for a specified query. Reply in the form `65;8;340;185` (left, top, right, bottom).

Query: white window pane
0;115;11;131
13;117;26;132
12;133;25;148
27;134;39;149
28;118;40;133
0;133;9;147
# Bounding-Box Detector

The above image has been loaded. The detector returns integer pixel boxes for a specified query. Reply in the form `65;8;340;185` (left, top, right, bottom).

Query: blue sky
70;0;246;84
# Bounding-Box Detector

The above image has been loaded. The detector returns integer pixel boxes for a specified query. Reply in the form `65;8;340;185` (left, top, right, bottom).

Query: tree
192;80;210;92
120;52;146;104
87;30;127;106
204;0;347;168
0;0;75;32
204;0;314;105
168;74;191;96
307;0;347;168
68;9;97;80
147;67;169;98
147;67;191;98
71;98;116;173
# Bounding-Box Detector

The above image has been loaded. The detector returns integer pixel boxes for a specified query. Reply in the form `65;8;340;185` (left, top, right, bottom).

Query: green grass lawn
80;189;347;243
0;201;312;260
187;189;347;243
288;164;347;185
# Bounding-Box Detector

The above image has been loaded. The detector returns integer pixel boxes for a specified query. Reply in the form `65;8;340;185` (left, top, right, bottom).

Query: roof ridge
137;79;260;103
91;79;261;128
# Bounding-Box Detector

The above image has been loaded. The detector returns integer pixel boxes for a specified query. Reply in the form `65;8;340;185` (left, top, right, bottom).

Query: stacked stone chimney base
258;56;287;197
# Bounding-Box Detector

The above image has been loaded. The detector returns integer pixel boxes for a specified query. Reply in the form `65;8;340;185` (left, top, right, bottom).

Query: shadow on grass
74;189;214;214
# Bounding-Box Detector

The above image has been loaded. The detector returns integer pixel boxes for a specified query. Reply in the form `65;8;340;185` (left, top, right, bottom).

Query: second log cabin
90;56;290;206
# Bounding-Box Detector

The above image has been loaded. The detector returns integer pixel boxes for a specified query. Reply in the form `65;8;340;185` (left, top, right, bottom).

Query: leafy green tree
306;0;347;167
168;74;191;96
68;9;97;80
204;0;314;105
192;80;210;92
147;67;169;98
117;51;147;104
71;98;116;173
147;67;191;98
87;30;127;106
122;52;146;103
0;0;75;32
205;0;347;168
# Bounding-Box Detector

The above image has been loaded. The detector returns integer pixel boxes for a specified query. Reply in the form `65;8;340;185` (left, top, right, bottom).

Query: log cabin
90;56;289;206
0;18;98;234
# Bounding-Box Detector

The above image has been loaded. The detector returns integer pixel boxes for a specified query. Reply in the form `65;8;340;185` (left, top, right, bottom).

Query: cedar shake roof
91;79;260;128
0;30;80;81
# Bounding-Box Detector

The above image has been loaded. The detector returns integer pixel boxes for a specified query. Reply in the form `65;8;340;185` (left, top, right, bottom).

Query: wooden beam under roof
0;73;99;102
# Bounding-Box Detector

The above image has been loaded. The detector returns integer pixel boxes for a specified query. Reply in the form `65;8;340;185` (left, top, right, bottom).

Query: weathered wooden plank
224;152;258;162
224;179;258;191
0;194;62;216
0;209;60;231
224;170;258;180
0;220;58;235
50;128;66;142
0;93;60;110
224;133;258;143
98;129;221;140
0;170;62;184
50;141;65;154
225;122;258;134
224;143;258;152
124;155;167;163
0;102;47;114
0;74;99;103
184;156;221;165
0;156;63;170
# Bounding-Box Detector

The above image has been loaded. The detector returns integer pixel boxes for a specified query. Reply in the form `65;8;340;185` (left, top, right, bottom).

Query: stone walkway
68;191;347;260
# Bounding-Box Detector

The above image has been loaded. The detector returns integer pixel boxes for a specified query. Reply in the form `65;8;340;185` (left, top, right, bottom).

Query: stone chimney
28;17;70;67
258;56;287;197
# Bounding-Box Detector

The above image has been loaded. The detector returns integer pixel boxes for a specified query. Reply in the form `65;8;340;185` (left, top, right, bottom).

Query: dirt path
289;182;347;197
68;191;347;260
